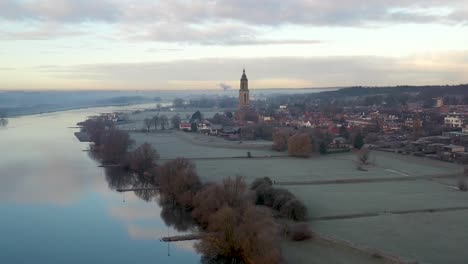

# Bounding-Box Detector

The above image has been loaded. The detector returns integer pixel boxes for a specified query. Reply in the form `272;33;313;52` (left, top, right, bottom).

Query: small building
442;144;465;153
179;122;191;132
223;126;240;134
210;124;223;135
331;137;350;149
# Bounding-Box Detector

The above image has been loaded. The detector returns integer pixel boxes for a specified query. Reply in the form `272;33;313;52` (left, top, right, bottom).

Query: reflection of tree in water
160;202;196;232
104;167;134;191
0;111;8;127
200;256;242;264
133;175;159;202
102;164;197;231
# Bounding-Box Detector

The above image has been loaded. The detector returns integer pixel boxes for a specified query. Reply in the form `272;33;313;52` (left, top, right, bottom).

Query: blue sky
1;0;468;90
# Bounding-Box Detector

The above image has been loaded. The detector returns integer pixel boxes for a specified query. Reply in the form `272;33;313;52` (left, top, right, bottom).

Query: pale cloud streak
21;51;468;90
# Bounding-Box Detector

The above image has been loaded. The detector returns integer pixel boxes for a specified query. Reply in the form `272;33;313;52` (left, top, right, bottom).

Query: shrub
353;132;365;149
289;222;313;241
458;177;467;192
358;147;371;165
279;199;308;221
319;141;328;154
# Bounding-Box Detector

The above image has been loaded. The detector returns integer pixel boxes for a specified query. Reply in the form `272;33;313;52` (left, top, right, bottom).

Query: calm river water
0;105;199;264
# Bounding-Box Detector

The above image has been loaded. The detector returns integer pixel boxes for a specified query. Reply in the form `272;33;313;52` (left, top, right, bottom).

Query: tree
144;118;153;131
353;132;365;149
272;129;290;151
171;115;181;129
191;110;203;122
288;133;312;158
0;110;8;127
188;122;196;132
160;115;169;130
458;166;468;191
319;142;328;154
99;129;133;164
173;98;184;107
152;115;160;130
127;143;159;174
158;158;201;208
357;147;370;169
289;222;312;241
224;111;233;119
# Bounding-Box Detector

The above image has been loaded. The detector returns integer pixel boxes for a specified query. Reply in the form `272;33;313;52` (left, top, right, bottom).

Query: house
223;126;240;134
210;124;223;135
444;113;465;128
331;137;350;149
179;122;191;131
442;144;465;153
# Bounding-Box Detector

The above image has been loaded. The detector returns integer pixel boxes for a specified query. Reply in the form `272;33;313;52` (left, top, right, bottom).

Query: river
0;105;199;264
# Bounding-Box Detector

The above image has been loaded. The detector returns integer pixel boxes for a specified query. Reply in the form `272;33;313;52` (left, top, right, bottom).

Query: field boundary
274;173;460;186
312;206;468;221
311;230;419;264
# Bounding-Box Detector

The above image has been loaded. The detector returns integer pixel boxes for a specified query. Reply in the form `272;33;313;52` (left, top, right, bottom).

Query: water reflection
102;165;196;232
0;106;199;264
0;111;8;127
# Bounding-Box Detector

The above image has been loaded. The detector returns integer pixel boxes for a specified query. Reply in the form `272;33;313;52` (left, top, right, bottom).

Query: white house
444;113;464;128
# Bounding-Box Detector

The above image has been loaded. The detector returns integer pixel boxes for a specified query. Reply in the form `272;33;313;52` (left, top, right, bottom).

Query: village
97;70;468;165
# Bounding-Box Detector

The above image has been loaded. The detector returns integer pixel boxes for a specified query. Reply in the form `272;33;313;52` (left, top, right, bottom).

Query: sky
0;0;468;90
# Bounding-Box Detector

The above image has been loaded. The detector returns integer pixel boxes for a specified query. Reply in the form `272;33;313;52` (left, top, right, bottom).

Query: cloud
0;1;467;43
0;0;119;22
1;0;467;26
0;22;85;40
126;22;321;45
26;51;468;89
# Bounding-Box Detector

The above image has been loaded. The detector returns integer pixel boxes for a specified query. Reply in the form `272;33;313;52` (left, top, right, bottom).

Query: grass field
129;132;279;159
281;238;390;264
286;180;468;218
314;210;468;264
127;127;467;264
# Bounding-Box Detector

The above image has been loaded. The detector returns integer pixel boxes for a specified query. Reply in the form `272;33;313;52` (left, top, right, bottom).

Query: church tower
239;68;249;108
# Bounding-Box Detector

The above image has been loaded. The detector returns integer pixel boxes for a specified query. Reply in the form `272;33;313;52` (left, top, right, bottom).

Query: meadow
124;118;466;264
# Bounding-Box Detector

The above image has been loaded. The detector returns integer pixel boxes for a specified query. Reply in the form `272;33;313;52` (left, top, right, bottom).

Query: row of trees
272;129;314;158
272;127;367;158
81;117;309;263
144;114;181;131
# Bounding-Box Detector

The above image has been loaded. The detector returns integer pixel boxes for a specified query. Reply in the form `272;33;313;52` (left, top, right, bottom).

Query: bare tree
357;147;370;171
160;115;169;130
458;166;468;191
99;129;134;164
144;118;153;131
0;110;7;127
152;115;160;130
171;114;181;129
127;143;159;174
158;158;201;208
